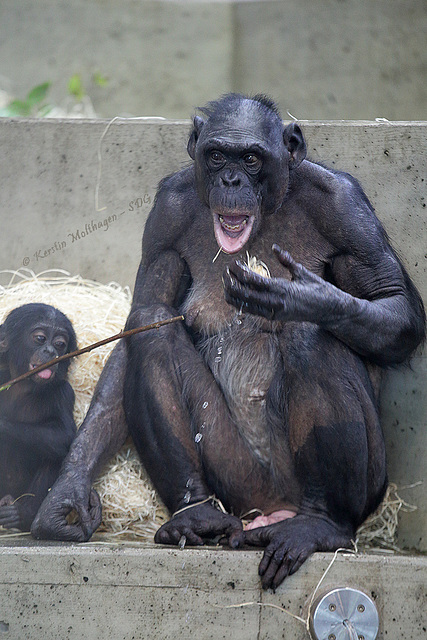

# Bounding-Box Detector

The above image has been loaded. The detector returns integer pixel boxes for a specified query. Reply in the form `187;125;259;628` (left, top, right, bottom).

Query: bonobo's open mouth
30;362;54;381
213;212;255;254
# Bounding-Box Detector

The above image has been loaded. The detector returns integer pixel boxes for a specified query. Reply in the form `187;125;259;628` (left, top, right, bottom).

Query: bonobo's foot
244;514;352;590
0;495;20;529
155;502;244;548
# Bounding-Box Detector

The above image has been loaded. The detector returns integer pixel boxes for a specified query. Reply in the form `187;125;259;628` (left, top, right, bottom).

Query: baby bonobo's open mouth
213;212;255;254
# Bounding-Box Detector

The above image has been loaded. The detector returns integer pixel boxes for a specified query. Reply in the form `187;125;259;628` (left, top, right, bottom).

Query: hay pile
0;269;416;548
0;269;168;540
356;482;418;551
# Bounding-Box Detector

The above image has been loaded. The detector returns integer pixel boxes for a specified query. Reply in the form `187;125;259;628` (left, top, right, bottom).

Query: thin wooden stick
0;315;184;392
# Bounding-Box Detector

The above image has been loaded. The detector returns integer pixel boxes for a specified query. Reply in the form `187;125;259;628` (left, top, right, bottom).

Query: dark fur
31;95;425;589
0;303;77;531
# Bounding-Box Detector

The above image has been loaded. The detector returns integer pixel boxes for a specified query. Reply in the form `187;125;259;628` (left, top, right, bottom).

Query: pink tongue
37;369;52;380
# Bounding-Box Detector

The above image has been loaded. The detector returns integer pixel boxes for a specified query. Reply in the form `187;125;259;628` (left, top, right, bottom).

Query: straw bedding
0;269;168;539
0;269;416;548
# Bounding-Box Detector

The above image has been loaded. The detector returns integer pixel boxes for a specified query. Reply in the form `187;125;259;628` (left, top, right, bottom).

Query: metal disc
309;587;379;640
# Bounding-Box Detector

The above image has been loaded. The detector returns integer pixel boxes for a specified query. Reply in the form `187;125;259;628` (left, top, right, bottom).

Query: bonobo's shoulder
293;160;368;202
291;160;385;249
142;166;197;253
155;166;197;207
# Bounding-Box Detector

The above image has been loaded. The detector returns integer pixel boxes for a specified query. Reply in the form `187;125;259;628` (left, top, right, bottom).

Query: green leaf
93;72;108;87
26;82;51;107
68;74;84;100
37;104;54;117
6;100;31;116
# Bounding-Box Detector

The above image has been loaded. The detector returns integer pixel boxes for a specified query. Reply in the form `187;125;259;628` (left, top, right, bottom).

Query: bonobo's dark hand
244;515;352;590
154;502;244;549
0;495;20;529
31;472;102;542
224;244;343;324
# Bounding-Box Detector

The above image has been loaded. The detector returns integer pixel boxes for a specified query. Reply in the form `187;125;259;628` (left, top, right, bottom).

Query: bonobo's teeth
219;215;248;232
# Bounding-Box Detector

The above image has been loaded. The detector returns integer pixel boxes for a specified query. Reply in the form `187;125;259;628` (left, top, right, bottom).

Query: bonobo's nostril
221;172;240;187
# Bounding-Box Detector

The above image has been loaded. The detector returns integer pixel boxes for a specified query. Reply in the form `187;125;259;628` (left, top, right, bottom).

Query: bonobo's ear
283;123;307;169
187;116;205;160
0;326;8;353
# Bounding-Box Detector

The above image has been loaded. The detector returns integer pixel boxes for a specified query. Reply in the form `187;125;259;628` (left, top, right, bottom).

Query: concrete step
0;536;425;639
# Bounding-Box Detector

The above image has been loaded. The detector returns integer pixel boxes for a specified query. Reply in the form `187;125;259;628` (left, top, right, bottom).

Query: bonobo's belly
197;320;281;466
196;318;301;516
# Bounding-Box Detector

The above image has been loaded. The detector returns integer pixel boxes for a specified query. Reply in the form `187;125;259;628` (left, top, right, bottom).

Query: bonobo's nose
221;171;240;187
43;345;57;358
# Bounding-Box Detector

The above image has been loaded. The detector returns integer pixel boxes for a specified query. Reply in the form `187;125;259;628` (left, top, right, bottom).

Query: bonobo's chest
179;207;331;334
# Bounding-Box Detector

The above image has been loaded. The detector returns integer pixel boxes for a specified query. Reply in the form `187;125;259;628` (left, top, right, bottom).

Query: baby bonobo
0;303;77;531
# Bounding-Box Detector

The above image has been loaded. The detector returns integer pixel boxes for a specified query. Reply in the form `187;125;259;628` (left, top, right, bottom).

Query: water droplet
183;491;191;503
186;478;194;488
214;356;222;363
202;401;209;409
200;423;206;430
217;347;222;355
179;535;186;550
195;433;203;443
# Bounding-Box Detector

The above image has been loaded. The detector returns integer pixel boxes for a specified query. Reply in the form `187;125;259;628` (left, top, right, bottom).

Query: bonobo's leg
125;304;278;547
31;341;128;541
245;324;387;589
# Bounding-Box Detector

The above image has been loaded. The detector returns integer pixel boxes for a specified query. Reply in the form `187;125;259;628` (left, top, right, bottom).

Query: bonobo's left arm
224;182;425;365
0;418;74;460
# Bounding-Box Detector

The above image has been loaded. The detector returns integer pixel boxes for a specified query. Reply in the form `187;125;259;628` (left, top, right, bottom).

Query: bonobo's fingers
0;505;20;529
245;515;352;590
155;525;204;547
243;524;276;547
31;482;102;542
272;244;300;276
224;267;285;321
154;503;244;549
226;260;272;291
272;244;322;285
86;488;102;535
0;495;14;507
245;521;311;589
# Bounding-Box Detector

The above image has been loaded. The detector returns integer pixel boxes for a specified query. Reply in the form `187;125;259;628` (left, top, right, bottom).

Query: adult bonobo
0;303;78;531
32;94;425;589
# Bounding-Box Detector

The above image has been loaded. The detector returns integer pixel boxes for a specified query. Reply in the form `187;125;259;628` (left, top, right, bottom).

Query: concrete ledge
0;537;426;639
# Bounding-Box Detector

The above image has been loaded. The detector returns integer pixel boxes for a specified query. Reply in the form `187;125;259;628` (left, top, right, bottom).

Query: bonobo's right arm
31;339;128;541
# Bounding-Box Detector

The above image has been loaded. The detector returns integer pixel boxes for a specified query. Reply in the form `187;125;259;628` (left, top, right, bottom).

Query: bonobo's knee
125;304;177;332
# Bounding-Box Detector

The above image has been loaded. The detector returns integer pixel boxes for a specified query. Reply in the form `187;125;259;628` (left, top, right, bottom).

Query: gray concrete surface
0;118;426;552
0;537;425;639
0;0;426;120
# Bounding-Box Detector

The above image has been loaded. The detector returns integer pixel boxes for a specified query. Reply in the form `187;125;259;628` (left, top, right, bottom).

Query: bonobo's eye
32;332;46;345
208;150;226;168
243;153;262;173
54;338;68;353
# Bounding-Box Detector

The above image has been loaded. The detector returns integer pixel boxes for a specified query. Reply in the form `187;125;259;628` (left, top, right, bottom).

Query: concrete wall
0;0;426;121
0;539;426;639
0;118;426;551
